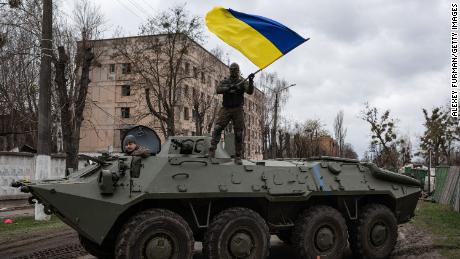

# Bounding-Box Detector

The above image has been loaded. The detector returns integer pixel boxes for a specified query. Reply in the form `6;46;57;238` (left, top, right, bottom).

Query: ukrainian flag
206;7;308;69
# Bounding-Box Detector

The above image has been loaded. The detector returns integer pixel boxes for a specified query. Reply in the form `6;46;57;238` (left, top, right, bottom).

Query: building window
193;67;198;79
192;109;197;121
121;85;131;96
121;107;130;118
121;63;131;74
184;85;189;96
184;107;189;120
201;72;205;83
109;64;115;73
185;62;190;75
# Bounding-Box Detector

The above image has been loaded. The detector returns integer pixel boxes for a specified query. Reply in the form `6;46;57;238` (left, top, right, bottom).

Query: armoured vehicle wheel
349;204;397;259
293;206;348;259
115;208;194;259
79;235;112;259
203;207;270;259
276;230;293;244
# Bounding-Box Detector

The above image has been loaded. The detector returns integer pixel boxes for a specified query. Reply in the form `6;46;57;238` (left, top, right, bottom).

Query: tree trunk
55;41;93;170
55;46;75;170
71;44;94;169
167;110;175;137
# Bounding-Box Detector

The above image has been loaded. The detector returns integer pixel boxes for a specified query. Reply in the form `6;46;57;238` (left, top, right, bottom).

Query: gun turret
171;139;194;154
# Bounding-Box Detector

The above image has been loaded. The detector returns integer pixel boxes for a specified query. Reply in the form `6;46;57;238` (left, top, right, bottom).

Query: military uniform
210;63;254;159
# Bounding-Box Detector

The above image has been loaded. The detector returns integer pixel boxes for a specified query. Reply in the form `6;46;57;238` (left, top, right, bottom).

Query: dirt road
0;221;444;259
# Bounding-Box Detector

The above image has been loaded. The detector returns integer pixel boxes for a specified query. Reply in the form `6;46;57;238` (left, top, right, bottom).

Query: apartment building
79;35;264;159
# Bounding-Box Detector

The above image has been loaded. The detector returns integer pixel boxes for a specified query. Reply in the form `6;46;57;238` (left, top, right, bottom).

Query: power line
86;95;164;131
86;95;130;125
114;0;145;22
138;0;156;14
126;0;151;19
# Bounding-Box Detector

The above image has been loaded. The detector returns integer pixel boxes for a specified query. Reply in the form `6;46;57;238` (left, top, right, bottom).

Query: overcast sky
63;0;450;158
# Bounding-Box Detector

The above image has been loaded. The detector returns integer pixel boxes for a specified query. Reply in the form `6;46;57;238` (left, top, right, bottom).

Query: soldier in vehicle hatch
124;135;151;158
208;62;254;163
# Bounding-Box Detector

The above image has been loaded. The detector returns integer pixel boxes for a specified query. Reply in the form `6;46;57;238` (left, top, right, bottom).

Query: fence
0;152;84;201
433;166;460;212
404;167;428;190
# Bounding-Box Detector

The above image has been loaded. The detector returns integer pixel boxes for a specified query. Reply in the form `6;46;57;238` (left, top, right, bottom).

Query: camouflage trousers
210;106;245;158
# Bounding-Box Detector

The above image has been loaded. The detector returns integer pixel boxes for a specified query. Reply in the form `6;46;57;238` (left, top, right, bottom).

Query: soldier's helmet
124;135;136;146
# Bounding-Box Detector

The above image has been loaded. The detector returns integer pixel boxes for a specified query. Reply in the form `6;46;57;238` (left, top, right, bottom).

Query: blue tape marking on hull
312;164;329;192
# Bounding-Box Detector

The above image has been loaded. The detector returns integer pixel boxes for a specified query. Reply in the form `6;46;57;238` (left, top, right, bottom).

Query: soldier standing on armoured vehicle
124;135;151;158
209;62;254;162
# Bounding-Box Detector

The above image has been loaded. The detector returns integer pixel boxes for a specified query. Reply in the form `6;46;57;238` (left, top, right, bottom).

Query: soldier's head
229;62;240;78
124;135;138;153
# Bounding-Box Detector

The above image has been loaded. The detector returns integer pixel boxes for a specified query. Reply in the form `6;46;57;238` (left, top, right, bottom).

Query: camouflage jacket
216;76;254;108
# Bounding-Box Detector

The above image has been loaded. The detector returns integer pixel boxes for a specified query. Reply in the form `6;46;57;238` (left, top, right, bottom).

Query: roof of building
88;33;229;69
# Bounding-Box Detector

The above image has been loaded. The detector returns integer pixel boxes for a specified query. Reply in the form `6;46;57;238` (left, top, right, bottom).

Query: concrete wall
0;152;82;200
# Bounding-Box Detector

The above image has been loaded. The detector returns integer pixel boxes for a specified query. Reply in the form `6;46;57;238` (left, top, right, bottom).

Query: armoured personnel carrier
13;126;421;259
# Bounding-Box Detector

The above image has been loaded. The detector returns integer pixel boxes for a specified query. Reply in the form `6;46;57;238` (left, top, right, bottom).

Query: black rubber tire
114;208;194;259
292;205;348;259
203;207;270;259
276;230;293;244
349;204;398;259
79;235;112;259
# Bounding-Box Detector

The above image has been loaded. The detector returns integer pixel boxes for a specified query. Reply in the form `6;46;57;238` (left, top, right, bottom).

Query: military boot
208;147;216;158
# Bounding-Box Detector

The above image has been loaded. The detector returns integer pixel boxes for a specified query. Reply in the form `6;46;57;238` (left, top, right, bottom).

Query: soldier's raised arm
246;73;255;95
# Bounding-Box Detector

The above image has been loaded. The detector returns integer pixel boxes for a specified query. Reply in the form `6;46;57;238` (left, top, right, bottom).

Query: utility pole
271;91;279;159
37;0;52;155
35;0;52;221
315;129;319;155
428;149;432;194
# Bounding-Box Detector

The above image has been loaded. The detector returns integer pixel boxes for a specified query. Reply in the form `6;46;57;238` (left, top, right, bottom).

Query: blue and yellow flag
206;7;308;69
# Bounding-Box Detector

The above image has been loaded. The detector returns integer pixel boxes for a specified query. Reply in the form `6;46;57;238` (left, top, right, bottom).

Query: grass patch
0;216;67;240
412;201;460;258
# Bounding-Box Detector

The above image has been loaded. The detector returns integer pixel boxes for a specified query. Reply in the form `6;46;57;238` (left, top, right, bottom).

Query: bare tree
256;72;291;158
419;106;460;166
204;47;227;133
399;135;412;165
343;143;358;159
0;0;42;150
333;110;347;157
285;119;331;158
53;0;104;169
185;48;224;135
360;103;400;170
304;119;329;157
113;4;203;138
256;72;276;158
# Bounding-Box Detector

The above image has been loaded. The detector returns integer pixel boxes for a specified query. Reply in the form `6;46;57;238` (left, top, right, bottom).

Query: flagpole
237;68;263;86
